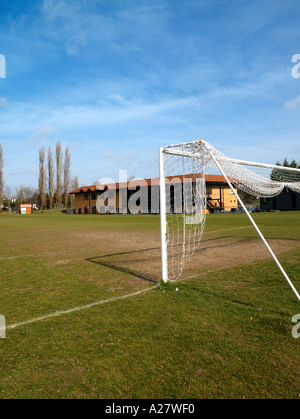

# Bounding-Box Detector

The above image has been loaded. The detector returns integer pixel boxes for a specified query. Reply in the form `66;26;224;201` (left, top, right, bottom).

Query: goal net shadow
84;233;298;286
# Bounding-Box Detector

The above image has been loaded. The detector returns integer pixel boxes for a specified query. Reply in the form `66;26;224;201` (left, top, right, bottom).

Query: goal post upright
159;147;168;283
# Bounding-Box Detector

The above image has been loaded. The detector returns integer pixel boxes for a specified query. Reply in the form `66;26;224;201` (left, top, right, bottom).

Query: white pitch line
7;284;159;331
0;254;38;261
3;225;253;330
205;225;252;235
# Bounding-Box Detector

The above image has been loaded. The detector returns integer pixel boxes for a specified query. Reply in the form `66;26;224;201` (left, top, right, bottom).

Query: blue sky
0;0;300;190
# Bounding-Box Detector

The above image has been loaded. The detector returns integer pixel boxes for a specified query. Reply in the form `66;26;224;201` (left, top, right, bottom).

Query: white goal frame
159;139;300;303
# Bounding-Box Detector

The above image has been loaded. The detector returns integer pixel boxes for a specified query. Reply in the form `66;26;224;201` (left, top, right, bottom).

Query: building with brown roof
70;174;238;215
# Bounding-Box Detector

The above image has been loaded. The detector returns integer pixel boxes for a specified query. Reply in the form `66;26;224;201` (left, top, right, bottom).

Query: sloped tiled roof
70;174;227;194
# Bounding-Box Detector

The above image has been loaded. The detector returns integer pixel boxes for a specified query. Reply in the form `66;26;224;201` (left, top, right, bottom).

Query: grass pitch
0;211;299;399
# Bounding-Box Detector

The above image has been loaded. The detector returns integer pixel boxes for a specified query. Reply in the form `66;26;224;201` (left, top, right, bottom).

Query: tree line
39;142;79;209
0;142;79;212
271;158;300;183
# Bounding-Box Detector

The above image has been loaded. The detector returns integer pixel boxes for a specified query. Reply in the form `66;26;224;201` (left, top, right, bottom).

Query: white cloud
42;0;79;22
0;97;7;109
24;125;55;146
285;94;300;110
66;34;86;56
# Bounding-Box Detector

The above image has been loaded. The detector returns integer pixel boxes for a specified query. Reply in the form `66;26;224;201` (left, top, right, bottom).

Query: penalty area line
7;284;159;332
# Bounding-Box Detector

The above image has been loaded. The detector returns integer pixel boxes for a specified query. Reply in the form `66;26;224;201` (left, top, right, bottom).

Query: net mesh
162;139;300;282
204;141;300;197
164;144;207;282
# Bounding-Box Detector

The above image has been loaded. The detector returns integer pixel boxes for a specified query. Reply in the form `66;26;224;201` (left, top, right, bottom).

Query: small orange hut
20;204;32;215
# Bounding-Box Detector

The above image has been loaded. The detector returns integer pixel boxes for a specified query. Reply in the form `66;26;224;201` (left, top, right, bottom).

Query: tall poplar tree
70;175;79;209
63;146;71;208
48;147;54;209
38;147;46;209
55;142;62;209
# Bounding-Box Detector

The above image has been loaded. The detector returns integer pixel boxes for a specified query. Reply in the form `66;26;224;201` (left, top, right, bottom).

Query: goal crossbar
163;141;300;173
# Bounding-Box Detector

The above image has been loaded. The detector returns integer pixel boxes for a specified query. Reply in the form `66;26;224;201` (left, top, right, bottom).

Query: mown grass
0;211;299;399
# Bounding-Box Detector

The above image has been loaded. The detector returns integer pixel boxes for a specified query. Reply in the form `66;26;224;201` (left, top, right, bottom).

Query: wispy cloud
285;94;300;110
42;0;80;22
0;0;300;188
24;125;55;147
0;97;7;109
66;34;87;56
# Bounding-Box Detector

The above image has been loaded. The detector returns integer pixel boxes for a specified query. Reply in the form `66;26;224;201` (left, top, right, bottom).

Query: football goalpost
159;139;300;303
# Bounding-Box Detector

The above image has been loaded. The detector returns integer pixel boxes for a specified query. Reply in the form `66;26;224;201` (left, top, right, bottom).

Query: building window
92;206;97;214
84;206;89;214
84;194;89;201
91;193;97;201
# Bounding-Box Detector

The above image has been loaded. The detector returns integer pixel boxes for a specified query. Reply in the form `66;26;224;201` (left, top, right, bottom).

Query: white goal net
159;139;300;302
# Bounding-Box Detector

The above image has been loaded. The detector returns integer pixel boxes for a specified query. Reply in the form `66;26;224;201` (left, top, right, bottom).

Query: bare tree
70;175;79;208
3;185;12;200
24;187;39;204
48;147;54;209
55;142;63;209
2;185;12;211
38;147;46;209
71;175;79;190
0;144;3;212
63;146;71;208
17;184;24;204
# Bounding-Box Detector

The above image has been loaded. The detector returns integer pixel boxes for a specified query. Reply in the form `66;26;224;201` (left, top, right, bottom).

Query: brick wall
72;183;238;214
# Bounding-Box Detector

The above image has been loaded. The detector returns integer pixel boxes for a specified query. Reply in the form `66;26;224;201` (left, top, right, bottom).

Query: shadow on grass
85;236;248;286
85;249;158;284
